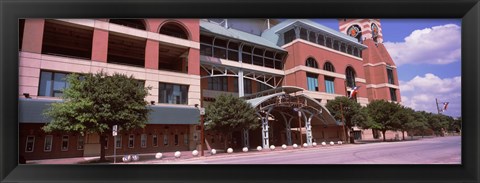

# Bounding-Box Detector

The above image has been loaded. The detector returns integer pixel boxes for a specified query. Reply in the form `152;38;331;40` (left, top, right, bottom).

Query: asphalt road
151;136;461;164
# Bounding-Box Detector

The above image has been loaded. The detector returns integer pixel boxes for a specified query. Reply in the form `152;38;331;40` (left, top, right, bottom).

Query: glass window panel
213;47;226;59
25;136;35;152
44;135;53;152
115;135;122;148
39;71;53;96
77;136;84;150
61;135;69;151
153;135;158;147
200;44;212;56
227;50;238;61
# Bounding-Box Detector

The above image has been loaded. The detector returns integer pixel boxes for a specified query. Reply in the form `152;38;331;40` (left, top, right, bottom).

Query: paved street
137;136;460;164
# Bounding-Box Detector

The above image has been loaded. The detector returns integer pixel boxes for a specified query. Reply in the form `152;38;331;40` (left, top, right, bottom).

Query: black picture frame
1;0;479;182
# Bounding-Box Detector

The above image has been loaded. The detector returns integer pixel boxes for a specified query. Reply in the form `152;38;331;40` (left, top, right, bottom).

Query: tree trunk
344;126;350;143
382;130;386;142
223;134;228;152
402;131;405;140
99;133;106;161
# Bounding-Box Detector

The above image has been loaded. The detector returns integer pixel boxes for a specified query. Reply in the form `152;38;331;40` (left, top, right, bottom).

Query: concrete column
261;117;269;149
238;70;244;97
188;48;200;75
91;28;109;62
144;39;159;69
21;19;45;53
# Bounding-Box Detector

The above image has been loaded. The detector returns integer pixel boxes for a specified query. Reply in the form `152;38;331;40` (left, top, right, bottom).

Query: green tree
366;100;402;141
43;71;151;161
326;96;369;143
204;94;259;150
425;113;450;136
391;106;415;140
407;111;429;138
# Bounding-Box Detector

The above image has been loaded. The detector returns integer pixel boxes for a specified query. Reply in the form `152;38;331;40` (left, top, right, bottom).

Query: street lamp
293;108;303;148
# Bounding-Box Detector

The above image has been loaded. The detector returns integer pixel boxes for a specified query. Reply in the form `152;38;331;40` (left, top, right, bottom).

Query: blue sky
314;19;462;118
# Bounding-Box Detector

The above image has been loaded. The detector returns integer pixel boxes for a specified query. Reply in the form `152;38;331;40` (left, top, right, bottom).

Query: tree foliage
43;71;151;161
204;94;259;149
366;100;402;141
326;96;370;141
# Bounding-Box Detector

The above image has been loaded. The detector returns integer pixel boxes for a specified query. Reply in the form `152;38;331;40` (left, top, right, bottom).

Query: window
317;35;325;46
242;45;252;63
77;135;84;150
306;58;318;68
326;37;333;48
152;134;158;147
184;133;188;146
283;29;296;44
61;135;69;151
353;47;359;57
340;43;346;52
227;42;239;61
208;77;228;91
163;131;169;146
104;136;108;149
299;28;308;40
44;135;53;152
110;19;146;30
333;40;340;51
308;31;316;43
306;73;319;91
25;136;35;152
159;22;189;39
244;79;252;94
141;134;147;148
325;76;335;94
39;71;70;97
174;134;179;146
107;32;146;67
200;35;213;57
323;62;335;72
257;82;270;92
115;135;122;149
387;67;395;84
128;134;134;148
233;78;238;92
213;38;227;59
159;83;189;104
42;20;93;59
346;67;356;88
390;88;397;101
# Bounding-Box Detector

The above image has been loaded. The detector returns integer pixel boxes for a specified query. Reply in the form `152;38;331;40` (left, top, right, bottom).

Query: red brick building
19;19;402;160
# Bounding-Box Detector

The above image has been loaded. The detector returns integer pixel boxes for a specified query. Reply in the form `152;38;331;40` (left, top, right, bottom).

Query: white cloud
400;73;461;117
384;24;461;66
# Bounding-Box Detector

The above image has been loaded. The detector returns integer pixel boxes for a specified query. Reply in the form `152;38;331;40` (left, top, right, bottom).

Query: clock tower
339;19;383;44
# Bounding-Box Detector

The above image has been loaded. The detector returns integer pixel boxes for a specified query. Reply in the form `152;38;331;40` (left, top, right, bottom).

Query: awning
18;98;200;125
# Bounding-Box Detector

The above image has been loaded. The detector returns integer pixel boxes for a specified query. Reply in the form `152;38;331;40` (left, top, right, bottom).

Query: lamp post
195;103;205;156
294;108;303;147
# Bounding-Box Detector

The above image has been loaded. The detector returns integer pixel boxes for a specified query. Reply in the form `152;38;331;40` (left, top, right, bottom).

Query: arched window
323;62;335;72
346;66;356;88
159;22;189;39
110;19;146;30
305;58;318;68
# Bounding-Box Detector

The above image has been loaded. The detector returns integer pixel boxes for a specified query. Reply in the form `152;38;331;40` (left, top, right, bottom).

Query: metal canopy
18;98;200;125
244;86;338;126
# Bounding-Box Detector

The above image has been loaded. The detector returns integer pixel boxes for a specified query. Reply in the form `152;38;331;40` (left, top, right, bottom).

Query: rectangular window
390;88;397;101
324;76;335;94
115;135;122;149
184;133;188;146
163;132;169;146
174;134;179;146
244;79;252;94
233;79;238;92
306;73;319;91
61;135;69;151
257;82;270;92
200;44;212;56
159;82;189;104
77;135;84;150
208;77;228;91
387;67;395;85
104;136;108;149
39;70;71;97
141;134;147;148
44;135;53;152
128;134;134;148
152;134;158;147
283;29;296;44
25;136;35;152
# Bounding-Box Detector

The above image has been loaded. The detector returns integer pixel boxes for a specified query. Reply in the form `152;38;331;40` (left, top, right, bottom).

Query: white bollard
337;141;343;145
270;145;275;150
174;151;181;158
132;154;139;161
257;146;263;151
122;155;132;162
321;142;326;146
192;150;199;156
303;143;308;148
155;153;163;159
211;149;217;155
242;147;248;152
293;144;298;149
281;144;287;150
312;142;317;147
227;148;233;154
330;141;334;146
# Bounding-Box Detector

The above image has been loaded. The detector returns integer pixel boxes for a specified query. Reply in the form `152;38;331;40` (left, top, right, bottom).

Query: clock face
347;25;360;38
371;23;379;38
